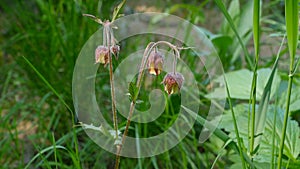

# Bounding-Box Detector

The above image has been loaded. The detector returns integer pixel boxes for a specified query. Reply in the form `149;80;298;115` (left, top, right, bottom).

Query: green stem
250;0;260;156
277;0;298;167
270;103;277;169
250;64;257;155
114;42;154;169
277;75;293;169
225;80;247;169
114;41;181;169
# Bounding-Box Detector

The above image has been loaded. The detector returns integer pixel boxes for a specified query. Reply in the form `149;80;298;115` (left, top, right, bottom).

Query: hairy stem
114;41;181;169
104;25;119;142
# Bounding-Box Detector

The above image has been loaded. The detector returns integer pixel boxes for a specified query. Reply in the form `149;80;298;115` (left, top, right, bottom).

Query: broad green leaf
206;68;281;100
258;106;300;163
224;77;247;168
279;86;300;112
219;104;300;165
211;34;233;52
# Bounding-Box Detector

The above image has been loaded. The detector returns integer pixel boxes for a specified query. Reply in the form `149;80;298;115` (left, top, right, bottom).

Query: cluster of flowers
94;21;184;95
95;40;184;95
146;48;184;95
95;21;120;67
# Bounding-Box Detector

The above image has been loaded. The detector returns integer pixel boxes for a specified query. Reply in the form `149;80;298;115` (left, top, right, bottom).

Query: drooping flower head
95;45;109;65
162;72;184;95
110;45;120;59
147;50;164;76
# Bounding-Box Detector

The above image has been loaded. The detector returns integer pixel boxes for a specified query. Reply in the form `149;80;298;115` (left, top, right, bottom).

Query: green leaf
285;0;299;65
211;34;233;52
231;0;254;64
253;0;261;61
279;86;300;112
112;0;126;22
182;105;256;168
254;37;284;150
128;81;138;102
214;0;253;68
224;77;247;168
206;68;281;100
25;145;68;169
219;104;300;164
258;106;300;162
220;0;240;36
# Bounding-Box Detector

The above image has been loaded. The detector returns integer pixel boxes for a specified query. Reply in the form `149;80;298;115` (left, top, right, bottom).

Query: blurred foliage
0;0;120;105
0;0;298;168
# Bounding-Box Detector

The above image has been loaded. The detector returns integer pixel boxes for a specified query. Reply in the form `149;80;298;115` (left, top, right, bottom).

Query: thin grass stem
277;0;298;168
249;0;260;156
225;79;247;169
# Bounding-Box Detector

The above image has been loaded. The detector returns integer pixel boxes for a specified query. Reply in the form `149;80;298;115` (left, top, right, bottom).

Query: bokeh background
1;0;299;168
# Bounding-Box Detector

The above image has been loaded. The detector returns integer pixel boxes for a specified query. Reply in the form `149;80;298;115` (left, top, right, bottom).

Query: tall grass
249;0;260;156
225;79;246;168
214;0;254;69
1;0;298;168
277;0;299;168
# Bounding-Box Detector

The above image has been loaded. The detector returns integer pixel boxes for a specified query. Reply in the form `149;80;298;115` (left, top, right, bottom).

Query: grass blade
249;0;261;156
22;56;81;168
253;0;260;62
182;105;255;168
285;0;298;68
254;35;285;150
278;1;299;168
51;132;58;169
214;0;254;69
224;78;246;169
22;56;74;116
25;145;67;169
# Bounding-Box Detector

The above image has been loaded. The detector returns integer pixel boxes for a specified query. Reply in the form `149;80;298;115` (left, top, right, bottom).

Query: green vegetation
0;0;299;168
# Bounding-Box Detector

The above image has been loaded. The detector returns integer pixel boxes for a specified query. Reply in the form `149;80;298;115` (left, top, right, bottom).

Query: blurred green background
1;0;299;168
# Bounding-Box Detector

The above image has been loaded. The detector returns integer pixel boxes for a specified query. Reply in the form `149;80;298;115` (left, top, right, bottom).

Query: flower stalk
84;14;120;146
114;41;185;169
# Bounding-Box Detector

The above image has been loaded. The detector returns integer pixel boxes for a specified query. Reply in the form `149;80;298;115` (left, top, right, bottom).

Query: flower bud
110;45;120;59
162;72;184;95
95;45;109;65
147;50;164;76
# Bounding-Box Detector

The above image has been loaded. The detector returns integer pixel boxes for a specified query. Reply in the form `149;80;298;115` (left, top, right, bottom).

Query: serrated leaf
219;104;300;164
279;87;300;112
128;81;138;102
